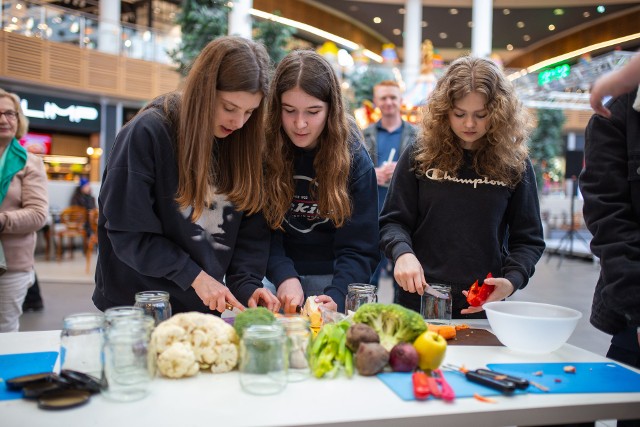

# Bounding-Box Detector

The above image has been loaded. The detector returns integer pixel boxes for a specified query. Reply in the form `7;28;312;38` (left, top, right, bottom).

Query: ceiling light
398;8;405;14
249;8;383;63
583;11;590;18
449;8;458;15
455;42;463;49
553;9;564;16
373;17;382;24
548;24;556;31
393;29;401;36
467;21;473;28
523;35;531;42
517;21;525;28
596;5;605;13
506;44;514;51
439;32;448;39
421;21;428;28
503;9;510;15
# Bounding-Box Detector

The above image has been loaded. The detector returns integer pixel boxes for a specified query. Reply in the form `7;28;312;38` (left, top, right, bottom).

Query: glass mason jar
102;317;153;402
277;316;311;382
60;313;105;379
239;324;287;395
345;283;378;314
134;291;172;325
104;306;145;328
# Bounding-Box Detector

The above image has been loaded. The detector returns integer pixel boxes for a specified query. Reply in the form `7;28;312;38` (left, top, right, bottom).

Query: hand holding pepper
461;274;514;315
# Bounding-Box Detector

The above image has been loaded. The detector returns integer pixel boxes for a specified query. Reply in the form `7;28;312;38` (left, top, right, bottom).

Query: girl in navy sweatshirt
262;51;380;314
94;37;279;314
380;56;545;318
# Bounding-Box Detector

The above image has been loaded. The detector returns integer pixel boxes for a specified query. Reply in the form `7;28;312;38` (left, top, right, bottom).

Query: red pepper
466;273;495;307
412;371;440;400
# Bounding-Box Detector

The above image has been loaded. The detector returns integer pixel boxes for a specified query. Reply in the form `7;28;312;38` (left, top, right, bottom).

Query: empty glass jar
345;283;377;314
239;324;287;395
102;317;153;402
134;291;172;325
60;313;105;379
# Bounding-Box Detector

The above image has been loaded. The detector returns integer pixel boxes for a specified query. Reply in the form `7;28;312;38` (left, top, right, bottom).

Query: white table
2;330;640;427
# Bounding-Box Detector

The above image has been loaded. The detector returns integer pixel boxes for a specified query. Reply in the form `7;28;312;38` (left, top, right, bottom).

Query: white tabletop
2;329;640;427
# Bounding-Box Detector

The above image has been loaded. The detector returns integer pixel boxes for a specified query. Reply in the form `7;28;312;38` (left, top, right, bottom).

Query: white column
98;0;120;54
471;0;493;58
403;0;422;91
229;0;253;39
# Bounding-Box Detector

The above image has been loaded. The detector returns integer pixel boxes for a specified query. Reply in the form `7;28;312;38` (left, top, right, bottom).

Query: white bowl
483;301;582;354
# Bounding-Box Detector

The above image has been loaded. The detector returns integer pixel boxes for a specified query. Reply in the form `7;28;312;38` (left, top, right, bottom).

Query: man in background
363;80;417;291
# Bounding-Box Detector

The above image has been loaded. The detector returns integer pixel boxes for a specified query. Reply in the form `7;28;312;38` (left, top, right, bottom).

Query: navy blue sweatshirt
93;102;269;314
380;147;545;317
266;137;380;312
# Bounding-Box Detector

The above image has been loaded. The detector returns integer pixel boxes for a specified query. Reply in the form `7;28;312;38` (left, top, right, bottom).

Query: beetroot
388;342;419;372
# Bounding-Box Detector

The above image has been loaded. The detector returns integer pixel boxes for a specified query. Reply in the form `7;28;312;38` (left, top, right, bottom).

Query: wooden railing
0;31;181;102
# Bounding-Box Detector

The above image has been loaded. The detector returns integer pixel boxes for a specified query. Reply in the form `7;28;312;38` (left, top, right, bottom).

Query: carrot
455;324;470;331
473;393;497;403
427;324;457;340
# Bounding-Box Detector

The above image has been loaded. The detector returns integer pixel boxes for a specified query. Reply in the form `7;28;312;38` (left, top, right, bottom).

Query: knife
425;285;448;299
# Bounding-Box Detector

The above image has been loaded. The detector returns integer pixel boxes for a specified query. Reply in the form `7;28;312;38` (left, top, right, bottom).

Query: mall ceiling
317;0;640;54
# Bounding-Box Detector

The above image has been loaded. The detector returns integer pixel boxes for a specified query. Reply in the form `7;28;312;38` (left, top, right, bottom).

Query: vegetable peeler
443;364;528;394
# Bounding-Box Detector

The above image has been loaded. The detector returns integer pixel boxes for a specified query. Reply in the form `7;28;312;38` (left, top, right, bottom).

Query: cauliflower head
151;312;239;378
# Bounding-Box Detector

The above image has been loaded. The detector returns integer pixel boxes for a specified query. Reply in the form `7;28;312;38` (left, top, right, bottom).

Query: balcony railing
0;0;180;65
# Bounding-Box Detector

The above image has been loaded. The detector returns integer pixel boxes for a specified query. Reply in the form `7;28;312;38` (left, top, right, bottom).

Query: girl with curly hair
380;56;545;318
262;50;380;314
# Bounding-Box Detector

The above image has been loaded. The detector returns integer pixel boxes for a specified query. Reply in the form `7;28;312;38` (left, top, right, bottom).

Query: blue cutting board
377;371;518;401
487;362;640;394
0;352;59;401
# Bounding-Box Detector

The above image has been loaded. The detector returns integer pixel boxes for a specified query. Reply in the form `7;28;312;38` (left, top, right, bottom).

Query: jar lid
135;290;171;302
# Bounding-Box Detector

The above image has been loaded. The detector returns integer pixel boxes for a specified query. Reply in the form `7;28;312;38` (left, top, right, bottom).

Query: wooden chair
55;205;88;261
85;208;99;273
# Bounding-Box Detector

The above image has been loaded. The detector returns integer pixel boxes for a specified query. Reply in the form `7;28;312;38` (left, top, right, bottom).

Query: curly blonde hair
262;50;352;230
415;56;530;187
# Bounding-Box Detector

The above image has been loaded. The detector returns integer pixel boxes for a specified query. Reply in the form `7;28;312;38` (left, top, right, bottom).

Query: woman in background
0;88;48;332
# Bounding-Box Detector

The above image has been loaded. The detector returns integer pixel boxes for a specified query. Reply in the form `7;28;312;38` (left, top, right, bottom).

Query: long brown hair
263;50;352;229
0;89;29;139
415;56;530;187
172;36;271;219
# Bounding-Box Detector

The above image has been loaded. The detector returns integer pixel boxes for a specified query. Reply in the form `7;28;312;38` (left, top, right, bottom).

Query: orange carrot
428;324;457;340
473;393;497;403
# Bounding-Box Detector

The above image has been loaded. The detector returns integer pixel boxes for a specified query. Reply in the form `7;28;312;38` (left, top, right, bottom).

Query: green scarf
0;138;27;206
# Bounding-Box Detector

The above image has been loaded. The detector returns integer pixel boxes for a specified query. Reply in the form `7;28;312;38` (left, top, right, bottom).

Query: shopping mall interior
2;1;640;425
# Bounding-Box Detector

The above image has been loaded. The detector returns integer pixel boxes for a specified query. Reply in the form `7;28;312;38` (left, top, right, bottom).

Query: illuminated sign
538;64;571;86
16;92;101;133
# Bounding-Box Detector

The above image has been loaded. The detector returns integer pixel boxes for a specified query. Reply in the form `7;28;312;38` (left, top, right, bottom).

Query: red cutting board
487;362;640;394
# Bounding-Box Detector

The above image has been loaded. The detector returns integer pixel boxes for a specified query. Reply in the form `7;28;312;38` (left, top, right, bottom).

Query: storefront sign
538;64;571;86
17;92;100;133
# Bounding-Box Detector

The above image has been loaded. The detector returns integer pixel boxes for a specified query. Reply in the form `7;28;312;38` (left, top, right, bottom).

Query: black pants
22;274;43;310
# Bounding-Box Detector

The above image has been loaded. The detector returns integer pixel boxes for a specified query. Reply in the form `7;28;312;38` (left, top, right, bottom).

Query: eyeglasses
0;111;18;121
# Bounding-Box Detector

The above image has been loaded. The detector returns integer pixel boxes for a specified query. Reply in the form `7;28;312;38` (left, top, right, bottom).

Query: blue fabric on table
0;352;59;401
